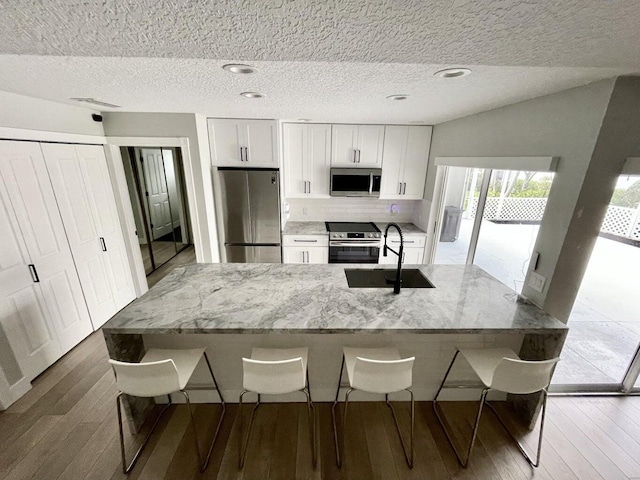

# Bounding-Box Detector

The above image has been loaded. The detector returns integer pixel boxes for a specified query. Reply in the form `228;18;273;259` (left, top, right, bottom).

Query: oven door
328;241;380;264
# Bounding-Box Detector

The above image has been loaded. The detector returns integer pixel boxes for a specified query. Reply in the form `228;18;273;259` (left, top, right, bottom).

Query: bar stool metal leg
238;391;261;469
116;393;172;474
331;355;345;467
485;388;549;467
385;389;415;468
304;371;317;467
201;352;226;472
180;391;204;469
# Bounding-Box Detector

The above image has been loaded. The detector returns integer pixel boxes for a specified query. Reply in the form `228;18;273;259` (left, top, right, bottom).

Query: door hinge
145;191;149;197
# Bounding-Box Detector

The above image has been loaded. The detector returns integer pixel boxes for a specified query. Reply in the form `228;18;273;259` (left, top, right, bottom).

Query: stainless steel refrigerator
218;168;282;263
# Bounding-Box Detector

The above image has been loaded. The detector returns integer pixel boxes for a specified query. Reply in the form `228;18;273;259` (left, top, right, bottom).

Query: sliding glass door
434;166;554;294
551;174;640;391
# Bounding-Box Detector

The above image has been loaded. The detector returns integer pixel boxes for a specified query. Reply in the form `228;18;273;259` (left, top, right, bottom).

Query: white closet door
0;141;92;357
140;149;173;239
0;176;61;382
75;145;135;315
42;143;116;329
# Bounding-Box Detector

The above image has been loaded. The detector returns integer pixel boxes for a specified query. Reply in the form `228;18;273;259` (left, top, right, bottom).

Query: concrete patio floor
435;218;640;387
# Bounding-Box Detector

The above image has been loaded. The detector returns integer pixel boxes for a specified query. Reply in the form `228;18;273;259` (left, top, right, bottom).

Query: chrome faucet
383;222;404;294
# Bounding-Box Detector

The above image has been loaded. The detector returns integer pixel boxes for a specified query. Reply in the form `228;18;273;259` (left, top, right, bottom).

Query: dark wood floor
1;332;640;480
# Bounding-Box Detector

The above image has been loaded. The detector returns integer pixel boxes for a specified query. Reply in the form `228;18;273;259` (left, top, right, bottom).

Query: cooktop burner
325;222;381;233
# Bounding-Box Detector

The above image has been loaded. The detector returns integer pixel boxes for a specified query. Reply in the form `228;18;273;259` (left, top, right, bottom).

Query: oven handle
329;241;381;247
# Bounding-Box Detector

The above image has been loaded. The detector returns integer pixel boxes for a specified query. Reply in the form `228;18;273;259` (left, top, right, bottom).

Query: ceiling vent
70;97;121;108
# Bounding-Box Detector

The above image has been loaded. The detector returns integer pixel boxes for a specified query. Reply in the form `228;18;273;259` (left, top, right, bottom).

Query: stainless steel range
325;222;382;264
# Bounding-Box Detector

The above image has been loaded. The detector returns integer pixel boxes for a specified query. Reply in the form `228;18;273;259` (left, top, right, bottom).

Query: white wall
102;112;219;262
0;90;104;136
425;78;617;319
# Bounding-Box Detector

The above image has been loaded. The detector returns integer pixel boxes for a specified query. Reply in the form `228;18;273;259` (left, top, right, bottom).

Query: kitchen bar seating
332;347;416;468
239;347;316;468
433;347;559;468
109;348;226;473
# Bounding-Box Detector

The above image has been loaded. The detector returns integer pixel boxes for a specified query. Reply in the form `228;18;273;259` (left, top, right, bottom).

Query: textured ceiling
0;55;632;124
1;1;640;68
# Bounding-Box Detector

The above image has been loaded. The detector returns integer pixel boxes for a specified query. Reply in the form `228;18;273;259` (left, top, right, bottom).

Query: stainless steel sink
344;268;435;289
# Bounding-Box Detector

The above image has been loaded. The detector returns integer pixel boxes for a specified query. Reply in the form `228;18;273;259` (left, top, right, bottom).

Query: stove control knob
367;233;373;238
340;233;345;238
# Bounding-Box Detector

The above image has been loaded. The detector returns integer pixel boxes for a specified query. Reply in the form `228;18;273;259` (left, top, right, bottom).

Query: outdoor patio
435;218;640;387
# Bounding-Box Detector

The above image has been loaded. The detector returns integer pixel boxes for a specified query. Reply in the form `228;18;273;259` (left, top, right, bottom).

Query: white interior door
0;141;91;359
140;149;173;239
0;176;61;383
41;143;116;329
75;145;135;314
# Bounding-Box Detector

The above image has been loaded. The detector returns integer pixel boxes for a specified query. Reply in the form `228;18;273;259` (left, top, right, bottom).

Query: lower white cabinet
282;235;329;264
378;235;426;265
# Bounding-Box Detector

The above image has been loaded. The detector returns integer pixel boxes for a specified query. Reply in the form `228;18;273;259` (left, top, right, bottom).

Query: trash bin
440;206;462;242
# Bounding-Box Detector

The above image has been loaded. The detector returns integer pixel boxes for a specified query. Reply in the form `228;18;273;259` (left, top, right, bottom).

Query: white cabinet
0;141;94;401
380;126;432;200
282;235;329;264
331;125;384;167
283;124;331;198
208;119;278;167
42;143;136;329
378;235;426;265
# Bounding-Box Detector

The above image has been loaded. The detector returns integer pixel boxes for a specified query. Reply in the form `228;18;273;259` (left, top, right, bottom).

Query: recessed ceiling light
387;94;409;100
70;97;121;108
223;64;258;74
434;68;472;78
240;92;265;99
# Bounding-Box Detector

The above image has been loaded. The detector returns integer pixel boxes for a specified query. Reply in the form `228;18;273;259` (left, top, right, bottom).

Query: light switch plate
528;271;546;293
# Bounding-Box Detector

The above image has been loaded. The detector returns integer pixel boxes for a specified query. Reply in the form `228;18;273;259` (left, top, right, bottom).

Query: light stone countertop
282;221;328;235
103;263;566;335
282;221;426;236
375;222;427;236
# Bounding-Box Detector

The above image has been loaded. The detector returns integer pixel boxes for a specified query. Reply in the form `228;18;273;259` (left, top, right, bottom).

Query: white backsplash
285;198;418;222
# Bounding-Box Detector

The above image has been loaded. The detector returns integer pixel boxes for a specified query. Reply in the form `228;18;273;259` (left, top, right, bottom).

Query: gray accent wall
424;77;640;322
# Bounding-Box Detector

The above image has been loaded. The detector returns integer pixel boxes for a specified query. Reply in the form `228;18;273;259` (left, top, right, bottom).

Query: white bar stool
239;347;316;469
332;347;416;468
109;348;225;473
433;347;559;468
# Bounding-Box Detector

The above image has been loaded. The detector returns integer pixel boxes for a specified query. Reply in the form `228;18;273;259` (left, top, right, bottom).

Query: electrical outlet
390;204;399;215
302;207;308;216
528;271;546;293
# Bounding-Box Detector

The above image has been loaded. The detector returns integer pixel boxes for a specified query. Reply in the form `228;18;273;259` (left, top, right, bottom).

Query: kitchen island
103;263;567;430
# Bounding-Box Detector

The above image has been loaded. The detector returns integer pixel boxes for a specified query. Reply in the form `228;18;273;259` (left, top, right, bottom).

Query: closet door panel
75;145;135;315
41;143;116;329
0;141;64;378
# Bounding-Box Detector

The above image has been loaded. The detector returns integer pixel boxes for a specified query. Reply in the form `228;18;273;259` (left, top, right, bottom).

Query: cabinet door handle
307;181;311;193
239;147;244;161
28;264;40;283
99;237;107;251
244;147;249;162
357;149;361;163
399;182;402;195
294;239;318;243
353;149;357;163
402;182;407;195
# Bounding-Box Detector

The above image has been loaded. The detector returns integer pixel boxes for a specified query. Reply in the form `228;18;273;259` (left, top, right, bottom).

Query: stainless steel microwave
330;168;382;197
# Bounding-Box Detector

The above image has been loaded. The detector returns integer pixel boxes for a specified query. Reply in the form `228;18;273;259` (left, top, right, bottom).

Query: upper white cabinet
0;141;94;397
42;144;136;329
208;119;278;167
331;125;385;167
379;126;432;200
283;124;331;198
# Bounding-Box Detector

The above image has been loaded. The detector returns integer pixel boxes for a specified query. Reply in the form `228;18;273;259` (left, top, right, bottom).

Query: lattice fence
468;197;640;240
